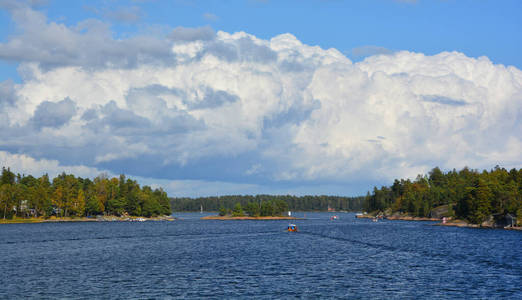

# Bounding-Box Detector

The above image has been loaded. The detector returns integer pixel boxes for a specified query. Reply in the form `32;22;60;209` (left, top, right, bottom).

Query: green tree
0;167;15;185
244;202;260;217
232;202;244;217
153;188;171;215
260;201;273;216
0;184;16;219
218;205;227;216
85;193;102;216
273;200;289;216
468;179;492;224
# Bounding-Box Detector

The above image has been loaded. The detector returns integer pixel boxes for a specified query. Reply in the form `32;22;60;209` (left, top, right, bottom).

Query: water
1;212;520;299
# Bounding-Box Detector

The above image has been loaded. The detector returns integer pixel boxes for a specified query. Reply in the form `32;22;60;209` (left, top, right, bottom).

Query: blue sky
0;0;521;197
1;0;521;82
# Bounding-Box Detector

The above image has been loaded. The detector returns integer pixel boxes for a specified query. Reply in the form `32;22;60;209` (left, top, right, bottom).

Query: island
361;166;521;230
0;167;172;224
201;201;300;220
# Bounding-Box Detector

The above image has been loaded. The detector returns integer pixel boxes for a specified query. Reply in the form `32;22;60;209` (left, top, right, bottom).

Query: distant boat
200;205;203;214
330;215;338;220
287;224;298;232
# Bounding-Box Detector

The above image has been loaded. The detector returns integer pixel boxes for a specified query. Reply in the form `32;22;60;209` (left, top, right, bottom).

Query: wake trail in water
299;230;520;273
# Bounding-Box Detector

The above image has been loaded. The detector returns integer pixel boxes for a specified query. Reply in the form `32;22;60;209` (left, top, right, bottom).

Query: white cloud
0;150;110;179
0;5;521;195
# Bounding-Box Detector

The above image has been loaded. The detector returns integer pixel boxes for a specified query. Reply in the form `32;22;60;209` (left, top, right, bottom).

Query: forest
364;166;522;224
171;194;366;212
0;167;171;219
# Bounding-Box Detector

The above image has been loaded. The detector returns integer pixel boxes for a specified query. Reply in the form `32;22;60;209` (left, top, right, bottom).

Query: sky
0;0;521;197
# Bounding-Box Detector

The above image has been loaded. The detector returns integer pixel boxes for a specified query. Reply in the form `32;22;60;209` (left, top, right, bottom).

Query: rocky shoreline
356;213;521;230
432;219;522;230
356;214;438;221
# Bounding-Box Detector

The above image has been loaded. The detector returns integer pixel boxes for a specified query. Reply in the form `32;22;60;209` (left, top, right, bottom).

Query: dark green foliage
273;199;289;216
1;167;16;185
85;193;102;216
244;202;260;217
218;206;227;216
364;166;522;224
171;194;365;212
260;201;273;216
232;203;244;217
0;167;172;219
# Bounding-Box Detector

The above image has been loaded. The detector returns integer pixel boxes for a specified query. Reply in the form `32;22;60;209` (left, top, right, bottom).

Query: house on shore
494;213;517;228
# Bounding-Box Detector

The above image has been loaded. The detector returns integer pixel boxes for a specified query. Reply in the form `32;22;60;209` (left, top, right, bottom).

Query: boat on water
330;215;338;220
287;224;298;232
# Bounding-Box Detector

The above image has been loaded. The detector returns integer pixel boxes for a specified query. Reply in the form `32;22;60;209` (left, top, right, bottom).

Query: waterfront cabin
493;213;517;228
503;214;516;228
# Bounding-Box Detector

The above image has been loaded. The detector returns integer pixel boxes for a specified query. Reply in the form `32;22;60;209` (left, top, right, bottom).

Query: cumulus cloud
168;26;216;42
31;97;76;129
0;5;521;195
0;150;111;179
0;79;17;106
0;3;173;69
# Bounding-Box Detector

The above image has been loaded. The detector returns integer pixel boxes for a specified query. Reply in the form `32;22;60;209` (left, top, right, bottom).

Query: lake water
0;212;520;299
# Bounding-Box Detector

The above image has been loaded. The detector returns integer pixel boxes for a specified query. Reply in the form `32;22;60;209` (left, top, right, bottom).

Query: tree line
171;194;365;212
364;166;522;224
219;200;290;217
0;167;171;219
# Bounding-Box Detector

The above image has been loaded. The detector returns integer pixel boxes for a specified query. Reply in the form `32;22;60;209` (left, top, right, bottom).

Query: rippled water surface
1;212;521;299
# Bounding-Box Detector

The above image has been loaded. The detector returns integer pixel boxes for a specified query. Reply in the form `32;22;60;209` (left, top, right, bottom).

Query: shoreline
201;216;299;220
432;220;522;231
0;215;175;224
356;214;439;221
356;214;521;231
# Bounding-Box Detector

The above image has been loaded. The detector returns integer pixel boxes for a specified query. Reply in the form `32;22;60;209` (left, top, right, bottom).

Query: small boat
287;224;298;232
330;215;338;220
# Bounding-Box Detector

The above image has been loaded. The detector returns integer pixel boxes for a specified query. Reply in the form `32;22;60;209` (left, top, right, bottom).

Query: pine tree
469;179;492;224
